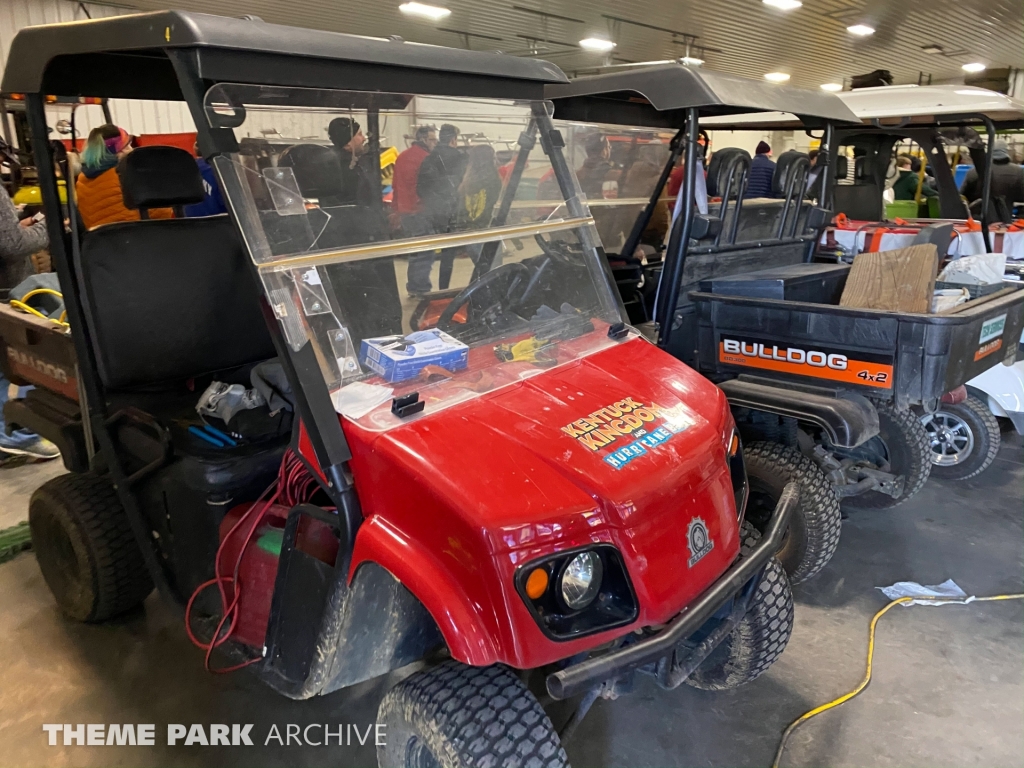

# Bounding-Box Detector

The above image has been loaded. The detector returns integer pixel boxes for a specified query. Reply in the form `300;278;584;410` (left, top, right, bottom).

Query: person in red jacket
394;125;438;295
393;125;436;219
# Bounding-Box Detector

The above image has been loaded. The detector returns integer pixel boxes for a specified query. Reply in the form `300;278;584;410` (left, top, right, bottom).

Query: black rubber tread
743;441;842;585
845;400;931;510
686;523;794;691
377;661;568;768
29;472;153;622
927;396;1001;481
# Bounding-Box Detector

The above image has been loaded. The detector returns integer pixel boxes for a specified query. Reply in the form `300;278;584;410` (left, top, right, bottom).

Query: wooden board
839;244;939;313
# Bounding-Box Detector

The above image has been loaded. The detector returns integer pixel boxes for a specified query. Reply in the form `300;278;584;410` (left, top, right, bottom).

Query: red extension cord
184;449;318;673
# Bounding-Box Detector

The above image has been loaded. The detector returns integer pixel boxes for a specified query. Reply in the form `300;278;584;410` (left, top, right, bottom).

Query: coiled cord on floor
772;592;1024;768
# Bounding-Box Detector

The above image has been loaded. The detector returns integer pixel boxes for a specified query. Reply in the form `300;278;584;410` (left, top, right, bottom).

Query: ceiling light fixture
962;62;987;73
921;44;944;54
679;56;704;66
579;37;616;52
820;82;843;92
764;72;791;83
399;2;451;20
846;24;875;36
762;0;803;10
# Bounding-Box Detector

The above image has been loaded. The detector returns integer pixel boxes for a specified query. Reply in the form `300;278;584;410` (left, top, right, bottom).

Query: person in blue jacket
185;145;227;217
744;141;776;199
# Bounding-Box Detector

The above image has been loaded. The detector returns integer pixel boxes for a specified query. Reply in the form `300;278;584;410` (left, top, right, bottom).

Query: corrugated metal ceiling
112;0;1022;88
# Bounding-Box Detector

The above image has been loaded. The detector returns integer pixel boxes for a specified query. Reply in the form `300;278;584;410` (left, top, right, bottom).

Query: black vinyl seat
75;146;275;391
772;150;808;196
707;147;750;198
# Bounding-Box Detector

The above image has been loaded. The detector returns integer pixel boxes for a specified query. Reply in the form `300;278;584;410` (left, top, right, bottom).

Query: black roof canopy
547;62;858;129
2;10;567;101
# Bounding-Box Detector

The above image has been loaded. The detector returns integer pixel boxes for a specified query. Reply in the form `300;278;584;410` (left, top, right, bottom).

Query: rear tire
843;400;931;510
686;524;794;691
29;472;153;622
377;661;568;768
743;441;841;584
921;396;1000;481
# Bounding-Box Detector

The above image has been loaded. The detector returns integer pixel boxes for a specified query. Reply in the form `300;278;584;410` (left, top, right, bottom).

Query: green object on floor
0;522;32;564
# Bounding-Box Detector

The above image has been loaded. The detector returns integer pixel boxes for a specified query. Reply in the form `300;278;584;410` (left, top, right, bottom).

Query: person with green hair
75;124;172;229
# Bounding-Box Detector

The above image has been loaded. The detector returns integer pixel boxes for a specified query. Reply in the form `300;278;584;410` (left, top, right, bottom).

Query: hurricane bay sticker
560;397;695;470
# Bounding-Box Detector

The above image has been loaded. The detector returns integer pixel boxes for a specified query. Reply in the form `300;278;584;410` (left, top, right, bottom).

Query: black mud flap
261;503;346;694
259;504;443;699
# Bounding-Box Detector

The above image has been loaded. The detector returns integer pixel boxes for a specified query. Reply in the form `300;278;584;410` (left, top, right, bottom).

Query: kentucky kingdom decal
560;397;696;469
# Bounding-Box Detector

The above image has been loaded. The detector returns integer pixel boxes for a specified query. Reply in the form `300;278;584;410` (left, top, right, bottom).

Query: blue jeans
403;214;434;294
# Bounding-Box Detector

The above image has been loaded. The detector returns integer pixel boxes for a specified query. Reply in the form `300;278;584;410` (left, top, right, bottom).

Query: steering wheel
437;262;531;338
534;234;588;267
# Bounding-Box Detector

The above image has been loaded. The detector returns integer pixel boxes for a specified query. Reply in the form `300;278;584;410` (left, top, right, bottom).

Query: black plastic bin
690;285;1024;410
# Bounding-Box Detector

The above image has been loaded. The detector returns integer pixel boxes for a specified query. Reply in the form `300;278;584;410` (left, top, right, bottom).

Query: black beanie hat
328;117;359;149
755;140;771;155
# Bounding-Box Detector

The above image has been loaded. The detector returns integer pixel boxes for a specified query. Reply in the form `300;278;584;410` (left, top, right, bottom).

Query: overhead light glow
399;2;451;20
820;82;843;92
762;0;803;10
579;37;616;52
846;24;875;36
962;62;987;73
679;56;704;66
764;72;791;83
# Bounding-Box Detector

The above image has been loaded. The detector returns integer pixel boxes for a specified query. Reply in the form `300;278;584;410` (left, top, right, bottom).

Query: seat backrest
772;150;809;196
707;147;751;197
834;182;883;221
76;147;275;389
853;156;867;181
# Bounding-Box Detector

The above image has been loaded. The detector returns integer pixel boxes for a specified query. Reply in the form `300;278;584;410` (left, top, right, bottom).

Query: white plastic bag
939;252;1007;285
931;287;970;312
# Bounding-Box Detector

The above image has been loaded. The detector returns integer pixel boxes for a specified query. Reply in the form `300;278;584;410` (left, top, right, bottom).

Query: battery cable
772;592;1024;768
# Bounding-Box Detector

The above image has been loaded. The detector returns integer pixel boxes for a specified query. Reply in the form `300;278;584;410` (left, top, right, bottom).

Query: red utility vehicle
4;13;796;766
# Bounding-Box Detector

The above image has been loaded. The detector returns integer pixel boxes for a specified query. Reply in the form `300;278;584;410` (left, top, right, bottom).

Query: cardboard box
359;329;469;383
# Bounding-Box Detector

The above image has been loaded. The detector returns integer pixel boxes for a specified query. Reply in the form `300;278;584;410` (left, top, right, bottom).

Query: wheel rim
922;410;974;466
405;736;442;768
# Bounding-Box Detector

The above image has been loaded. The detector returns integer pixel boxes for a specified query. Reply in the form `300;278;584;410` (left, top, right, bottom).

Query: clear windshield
206;85;624;431
552;121;677;258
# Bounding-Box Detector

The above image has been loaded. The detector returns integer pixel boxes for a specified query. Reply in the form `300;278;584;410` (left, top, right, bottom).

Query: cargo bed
0;301;88;470
691;282;1024;410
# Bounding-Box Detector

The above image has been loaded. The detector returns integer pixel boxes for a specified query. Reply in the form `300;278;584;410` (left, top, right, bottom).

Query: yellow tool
494;336;556;365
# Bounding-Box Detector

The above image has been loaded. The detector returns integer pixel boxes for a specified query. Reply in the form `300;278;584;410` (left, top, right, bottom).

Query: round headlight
560;551;604;611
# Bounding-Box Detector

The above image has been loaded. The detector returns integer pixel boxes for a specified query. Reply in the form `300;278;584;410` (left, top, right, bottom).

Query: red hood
343;338;741;666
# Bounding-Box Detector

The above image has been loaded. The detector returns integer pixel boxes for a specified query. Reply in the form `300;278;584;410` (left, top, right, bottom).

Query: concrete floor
0;428;1021;768
0;455;65;530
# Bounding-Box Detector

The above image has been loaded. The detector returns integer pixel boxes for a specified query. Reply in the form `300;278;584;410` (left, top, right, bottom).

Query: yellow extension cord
772;592;1024;768
9;287;68;327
